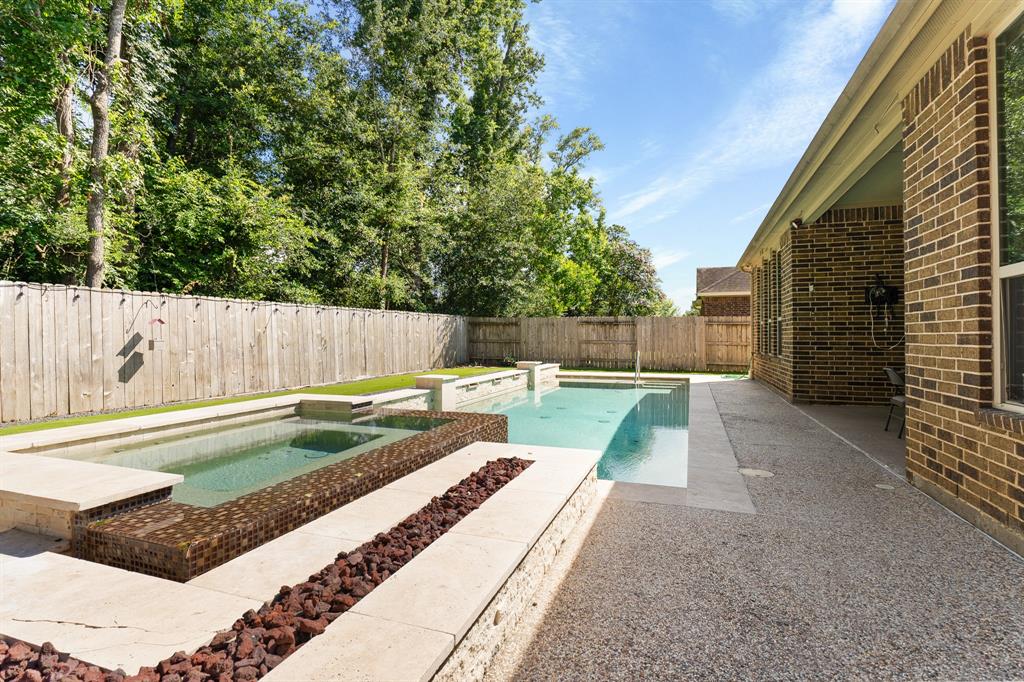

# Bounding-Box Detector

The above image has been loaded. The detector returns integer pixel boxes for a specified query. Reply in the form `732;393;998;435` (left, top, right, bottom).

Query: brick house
739;1;1024;554
695;267;751;316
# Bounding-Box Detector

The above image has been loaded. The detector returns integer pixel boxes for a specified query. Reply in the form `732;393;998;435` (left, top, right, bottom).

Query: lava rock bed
0;457;532;682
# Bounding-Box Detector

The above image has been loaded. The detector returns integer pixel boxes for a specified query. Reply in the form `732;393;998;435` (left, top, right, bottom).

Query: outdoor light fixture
791;219;803;229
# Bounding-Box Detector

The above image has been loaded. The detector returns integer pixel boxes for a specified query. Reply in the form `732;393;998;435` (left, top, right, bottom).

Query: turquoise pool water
46;413;447;507
464;382;689;487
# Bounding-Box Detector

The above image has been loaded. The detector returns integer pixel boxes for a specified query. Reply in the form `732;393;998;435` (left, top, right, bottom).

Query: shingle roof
696;267;751;295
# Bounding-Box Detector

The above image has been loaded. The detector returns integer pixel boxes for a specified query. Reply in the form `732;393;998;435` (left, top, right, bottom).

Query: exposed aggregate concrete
495;381;1024;681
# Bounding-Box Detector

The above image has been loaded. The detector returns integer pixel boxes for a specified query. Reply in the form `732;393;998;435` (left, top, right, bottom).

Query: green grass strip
0;366;505;436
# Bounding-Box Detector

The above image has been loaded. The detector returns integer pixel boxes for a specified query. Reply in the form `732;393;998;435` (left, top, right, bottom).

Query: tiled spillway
0;441;599;680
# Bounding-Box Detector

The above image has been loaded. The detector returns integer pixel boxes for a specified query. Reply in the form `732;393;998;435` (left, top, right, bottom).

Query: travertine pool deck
488;380;1024;681
0;442;598;680
0;530;261;673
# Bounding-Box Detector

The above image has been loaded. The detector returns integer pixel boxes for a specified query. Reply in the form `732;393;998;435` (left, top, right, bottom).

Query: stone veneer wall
790;206;905;404
751;232;794;400
433;469;597;681
902;27;1024;553
701;295;751;317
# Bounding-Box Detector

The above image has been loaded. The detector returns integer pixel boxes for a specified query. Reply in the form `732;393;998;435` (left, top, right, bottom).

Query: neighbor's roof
696;267;751;295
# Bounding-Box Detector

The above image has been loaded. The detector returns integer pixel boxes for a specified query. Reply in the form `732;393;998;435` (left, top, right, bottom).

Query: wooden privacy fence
468;316;751;373
0;281;468;423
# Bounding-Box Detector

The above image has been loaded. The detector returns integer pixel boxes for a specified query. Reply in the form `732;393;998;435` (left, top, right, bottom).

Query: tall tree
0;0;675;315
85;0;128;287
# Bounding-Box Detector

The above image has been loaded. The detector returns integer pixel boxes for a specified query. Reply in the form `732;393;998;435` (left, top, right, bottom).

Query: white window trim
989;18;1024;414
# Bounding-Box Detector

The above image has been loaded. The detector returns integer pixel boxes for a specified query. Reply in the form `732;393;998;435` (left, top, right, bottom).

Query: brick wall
701;295;751;316
790;206;905;404
751;232;793;400
902;27;1024;554
751;208;904;405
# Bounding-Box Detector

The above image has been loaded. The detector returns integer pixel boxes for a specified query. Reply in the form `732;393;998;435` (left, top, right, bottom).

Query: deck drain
875;483;895;490
738;468;774;478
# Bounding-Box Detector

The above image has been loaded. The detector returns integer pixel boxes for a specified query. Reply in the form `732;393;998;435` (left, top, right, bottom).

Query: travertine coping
0;452;182;513
0;368;527;539
415;375;459;410
263;441;599;682
451;369;527;388
556;370;690;383
0;533;262;673
0;380;483;522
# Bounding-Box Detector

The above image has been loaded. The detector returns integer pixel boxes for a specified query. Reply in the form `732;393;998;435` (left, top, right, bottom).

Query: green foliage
1001;29;1024;266
137;159;316;299
0;0;675;316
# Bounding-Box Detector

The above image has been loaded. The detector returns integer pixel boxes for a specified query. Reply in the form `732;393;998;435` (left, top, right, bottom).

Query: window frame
990;15;1024;413
774;251;782;356
767;256;775;356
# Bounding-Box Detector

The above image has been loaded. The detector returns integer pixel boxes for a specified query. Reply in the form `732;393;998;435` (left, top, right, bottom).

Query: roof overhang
738;0;1017;268
698;291;751;298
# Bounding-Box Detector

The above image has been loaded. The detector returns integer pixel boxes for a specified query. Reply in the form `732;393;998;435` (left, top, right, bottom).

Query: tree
0;0;674;316
85;0;128;287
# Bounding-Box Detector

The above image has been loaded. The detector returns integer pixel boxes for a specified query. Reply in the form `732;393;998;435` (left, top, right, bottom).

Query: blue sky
525;0;896;310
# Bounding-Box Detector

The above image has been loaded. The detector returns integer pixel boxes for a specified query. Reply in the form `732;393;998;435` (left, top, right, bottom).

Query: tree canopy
0;0;676;316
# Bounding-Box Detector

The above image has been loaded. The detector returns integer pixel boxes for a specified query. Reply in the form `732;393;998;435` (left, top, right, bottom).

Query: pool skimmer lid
738;468;774;478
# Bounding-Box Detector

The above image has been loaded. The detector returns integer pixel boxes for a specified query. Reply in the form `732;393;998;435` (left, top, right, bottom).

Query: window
759;265;768;354
756;253;782;357
770;250;778;352
996;18;1024;406
767;259;775;356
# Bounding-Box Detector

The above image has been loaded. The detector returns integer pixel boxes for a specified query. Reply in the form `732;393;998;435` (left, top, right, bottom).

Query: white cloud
610;0;893;224
709;0;767;23
730;201;773;225
667;285;698;311
651;248;690;271
526;2;635;108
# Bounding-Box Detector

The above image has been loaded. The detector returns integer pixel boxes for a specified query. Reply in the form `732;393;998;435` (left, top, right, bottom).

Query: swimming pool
463;381;689;487
42;412;449;507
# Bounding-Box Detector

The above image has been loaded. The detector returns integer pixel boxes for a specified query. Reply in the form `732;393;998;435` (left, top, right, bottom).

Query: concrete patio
488;380;1024;680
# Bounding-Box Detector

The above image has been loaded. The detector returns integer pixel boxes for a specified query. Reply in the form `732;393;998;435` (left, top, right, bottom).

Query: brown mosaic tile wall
902;27;1024;554
701;295;751;317
751;232;794;400
790;206;906;404
76;409;508;581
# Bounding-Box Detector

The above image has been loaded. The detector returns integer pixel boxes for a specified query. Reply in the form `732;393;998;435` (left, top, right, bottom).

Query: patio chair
883;366;905;439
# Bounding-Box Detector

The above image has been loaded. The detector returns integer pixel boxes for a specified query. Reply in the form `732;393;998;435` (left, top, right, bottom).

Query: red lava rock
234;665;259;680
234;635;255;661
7;642;31;663
0;458;531;682
209;631;234;647
296;617;327;637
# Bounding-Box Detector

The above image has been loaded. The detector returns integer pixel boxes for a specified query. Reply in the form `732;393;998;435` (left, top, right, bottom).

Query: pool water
464;382;689;487
45;414;444;507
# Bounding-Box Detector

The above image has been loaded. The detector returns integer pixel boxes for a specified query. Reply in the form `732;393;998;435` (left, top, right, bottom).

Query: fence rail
0;281;467;423
468;316;751;373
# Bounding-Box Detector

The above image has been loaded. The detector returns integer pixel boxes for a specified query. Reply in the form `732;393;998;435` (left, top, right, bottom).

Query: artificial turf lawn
0;366;505;436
